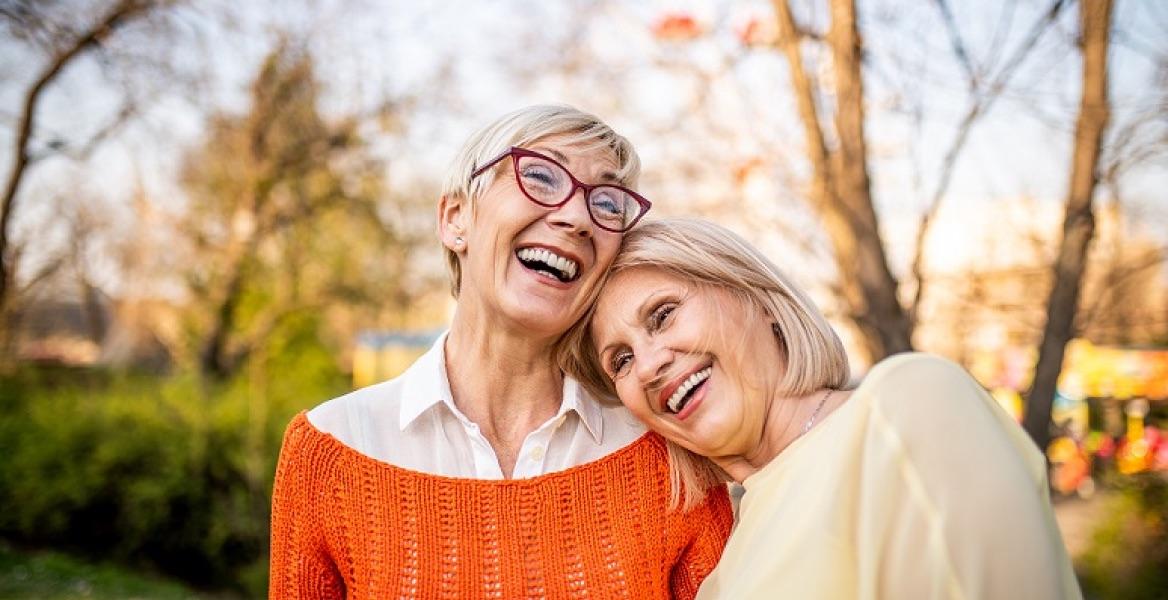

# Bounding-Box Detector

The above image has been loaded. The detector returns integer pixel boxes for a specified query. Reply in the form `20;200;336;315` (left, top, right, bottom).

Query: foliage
0;313;348;595
1077;473;1168;599
176;40;436;379
0;541;205;600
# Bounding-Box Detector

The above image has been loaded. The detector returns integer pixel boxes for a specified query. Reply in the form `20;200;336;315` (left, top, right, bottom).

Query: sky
1;0;1165;301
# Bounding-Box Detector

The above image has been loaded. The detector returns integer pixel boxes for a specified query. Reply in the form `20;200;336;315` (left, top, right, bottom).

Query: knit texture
270;412;733;599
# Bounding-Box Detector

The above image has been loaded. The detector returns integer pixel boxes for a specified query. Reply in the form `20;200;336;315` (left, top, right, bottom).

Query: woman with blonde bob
563;218;1081;599
270;109;732;598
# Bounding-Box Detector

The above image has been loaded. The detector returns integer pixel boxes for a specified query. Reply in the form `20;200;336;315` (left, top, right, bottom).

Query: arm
269;414;345;600
669;484;734;600
857;355;1081;600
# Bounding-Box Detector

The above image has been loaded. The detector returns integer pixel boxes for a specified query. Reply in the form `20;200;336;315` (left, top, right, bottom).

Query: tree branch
1;0;154;324
932;0;978;88
907;0;1069;326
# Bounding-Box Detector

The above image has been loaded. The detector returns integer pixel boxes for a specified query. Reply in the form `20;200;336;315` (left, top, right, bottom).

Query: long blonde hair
558;218;850;510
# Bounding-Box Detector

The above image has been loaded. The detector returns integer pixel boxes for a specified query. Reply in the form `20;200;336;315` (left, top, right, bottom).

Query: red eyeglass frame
469;146;652;233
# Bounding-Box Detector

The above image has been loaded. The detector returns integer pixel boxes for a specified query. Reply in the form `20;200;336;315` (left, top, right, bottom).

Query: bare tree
0;0;168;356
771;0;913;361
907;0;1069;327
1024;0;1115;451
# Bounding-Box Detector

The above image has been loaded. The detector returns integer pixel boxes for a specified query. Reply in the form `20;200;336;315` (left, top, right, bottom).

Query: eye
608;349;633;379
647;302;676;333
519;162;562;192
588;188;623;217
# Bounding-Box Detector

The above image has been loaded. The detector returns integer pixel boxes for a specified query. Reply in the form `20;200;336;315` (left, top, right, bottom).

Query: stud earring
454;236;464;247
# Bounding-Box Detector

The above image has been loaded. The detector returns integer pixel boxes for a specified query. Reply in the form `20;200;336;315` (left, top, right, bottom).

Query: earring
454;236;464;247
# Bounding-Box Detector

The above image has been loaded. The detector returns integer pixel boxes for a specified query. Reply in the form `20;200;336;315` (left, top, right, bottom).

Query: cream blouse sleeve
855;354;1081;600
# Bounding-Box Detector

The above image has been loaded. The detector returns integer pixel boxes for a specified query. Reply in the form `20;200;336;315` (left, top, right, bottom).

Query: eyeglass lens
515;155;643;231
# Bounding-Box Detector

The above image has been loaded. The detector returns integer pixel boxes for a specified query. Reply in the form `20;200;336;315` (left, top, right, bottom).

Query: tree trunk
772;0;913;362
825;0;914;359
1024;0;1113;451
198;203;261;379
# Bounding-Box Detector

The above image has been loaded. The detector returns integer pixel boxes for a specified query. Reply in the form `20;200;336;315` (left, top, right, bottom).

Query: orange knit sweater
269;413;733;599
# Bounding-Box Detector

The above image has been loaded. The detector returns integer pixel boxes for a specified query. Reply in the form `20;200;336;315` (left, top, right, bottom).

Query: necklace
802;389;834;434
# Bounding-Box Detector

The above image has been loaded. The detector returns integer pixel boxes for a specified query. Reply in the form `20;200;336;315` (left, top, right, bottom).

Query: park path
1052;491;1112;558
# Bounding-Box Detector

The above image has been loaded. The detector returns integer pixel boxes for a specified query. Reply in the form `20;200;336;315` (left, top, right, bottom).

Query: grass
0;543;209;600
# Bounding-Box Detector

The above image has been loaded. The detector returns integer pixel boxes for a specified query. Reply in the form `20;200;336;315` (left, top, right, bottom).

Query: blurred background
0;0;1165;597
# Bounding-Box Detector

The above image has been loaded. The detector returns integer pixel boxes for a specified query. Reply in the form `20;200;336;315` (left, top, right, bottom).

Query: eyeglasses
470;147;652;233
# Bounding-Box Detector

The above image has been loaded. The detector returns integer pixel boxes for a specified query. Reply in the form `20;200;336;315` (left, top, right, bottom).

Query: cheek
484;196;541;236
592;235;622;269
614;380;647;414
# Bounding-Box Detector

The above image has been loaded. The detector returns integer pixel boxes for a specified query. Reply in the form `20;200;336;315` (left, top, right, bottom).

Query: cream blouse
697;353;1081;600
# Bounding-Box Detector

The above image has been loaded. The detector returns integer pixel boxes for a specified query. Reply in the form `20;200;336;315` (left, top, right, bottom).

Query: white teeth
516;247;579;281
667;367;711;413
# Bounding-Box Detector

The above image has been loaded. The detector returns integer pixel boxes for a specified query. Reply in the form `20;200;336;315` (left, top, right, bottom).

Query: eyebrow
538;146;570;163
532;145;622;184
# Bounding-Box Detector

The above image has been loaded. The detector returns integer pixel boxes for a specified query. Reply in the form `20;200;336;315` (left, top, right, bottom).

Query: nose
547;186;594;238
633;341;673;389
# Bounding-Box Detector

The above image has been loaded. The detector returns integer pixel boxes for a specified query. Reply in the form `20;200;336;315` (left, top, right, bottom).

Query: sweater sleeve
857;355;1082;600
269;413;345;600
669;484;734;600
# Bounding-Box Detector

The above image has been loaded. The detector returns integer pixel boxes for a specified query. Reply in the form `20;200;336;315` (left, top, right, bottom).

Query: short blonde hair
440;105;642;297
559;218;850;510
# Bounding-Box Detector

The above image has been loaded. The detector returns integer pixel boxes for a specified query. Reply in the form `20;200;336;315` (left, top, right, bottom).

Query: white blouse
306;332;646;479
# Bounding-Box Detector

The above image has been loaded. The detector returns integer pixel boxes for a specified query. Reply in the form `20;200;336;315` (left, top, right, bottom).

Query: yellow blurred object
352;331;441;389
1117;438;1150;475
990;388;1024;422
1061;340;1168;399
1046;437;1078;463
1116;399;1152;474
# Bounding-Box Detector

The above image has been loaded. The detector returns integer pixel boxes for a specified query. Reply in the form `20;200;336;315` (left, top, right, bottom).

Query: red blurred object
732;157;765;185
653;13;702;41
736;16;777;47
1144;425;1162;448
1093;433;1116;459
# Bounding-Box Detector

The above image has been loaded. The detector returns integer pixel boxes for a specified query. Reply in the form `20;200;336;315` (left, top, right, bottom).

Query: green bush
0;315;349;596
1077;473;1168;599
0;541;204;599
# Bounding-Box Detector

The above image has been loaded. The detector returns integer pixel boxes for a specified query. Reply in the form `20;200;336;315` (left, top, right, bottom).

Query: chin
507;292;585;328
506;304;577;337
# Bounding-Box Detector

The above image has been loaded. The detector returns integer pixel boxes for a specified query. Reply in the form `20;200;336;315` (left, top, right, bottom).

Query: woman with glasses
564;218;1081;600
269;106;733;598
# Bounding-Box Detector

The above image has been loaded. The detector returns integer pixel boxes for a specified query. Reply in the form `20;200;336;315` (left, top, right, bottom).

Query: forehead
592;268;686;333
527;135;620;173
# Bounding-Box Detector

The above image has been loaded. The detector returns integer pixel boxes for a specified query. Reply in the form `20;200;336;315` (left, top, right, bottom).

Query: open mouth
665;366;711;414
516;247;580;283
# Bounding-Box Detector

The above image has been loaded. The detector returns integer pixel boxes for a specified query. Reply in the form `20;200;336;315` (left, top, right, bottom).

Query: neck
713;388;844;483
445;305;565;475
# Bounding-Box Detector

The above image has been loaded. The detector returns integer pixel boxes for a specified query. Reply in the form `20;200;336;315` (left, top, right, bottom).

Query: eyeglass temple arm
469;148;515;182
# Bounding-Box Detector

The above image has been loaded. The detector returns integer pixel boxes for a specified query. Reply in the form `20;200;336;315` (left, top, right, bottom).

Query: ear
437;194;469;252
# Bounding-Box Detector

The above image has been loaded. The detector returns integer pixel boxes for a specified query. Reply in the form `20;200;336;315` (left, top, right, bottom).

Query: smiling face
446;135;626;338
590;266;786;460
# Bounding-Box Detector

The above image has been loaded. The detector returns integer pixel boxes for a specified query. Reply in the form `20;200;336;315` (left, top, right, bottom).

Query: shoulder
306;377;406;443
855;353;989;420
860;352;977;395
854;353;1045;480
306;332;447;445
274;412;348;488
853;353;1002;447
